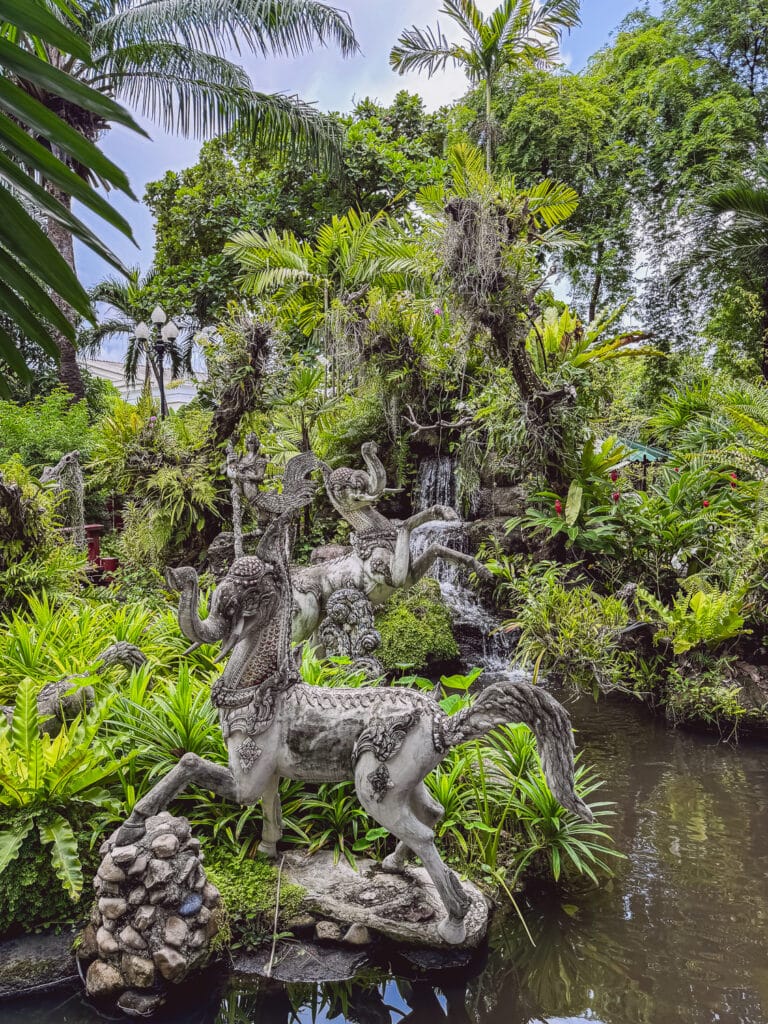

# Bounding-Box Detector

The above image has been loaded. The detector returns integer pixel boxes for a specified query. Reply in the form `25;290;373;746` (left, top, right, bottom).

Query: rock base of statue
79;812;221;1018
283;851;490;949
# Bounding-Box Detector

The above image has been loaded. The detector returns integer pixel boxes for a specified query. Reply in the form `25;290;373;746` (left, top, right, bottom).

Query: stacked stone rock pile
81;812;220;1017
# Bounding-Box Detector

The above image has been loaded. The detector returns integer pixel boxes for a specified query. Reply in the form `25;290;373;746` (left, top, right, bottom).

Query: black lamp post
134;305;179;419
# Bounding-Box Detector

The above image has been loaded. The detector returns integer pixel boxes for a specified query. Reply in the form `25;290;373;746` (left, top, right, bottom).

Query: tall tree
143;93;447;325
389;0;580;172
681;162;768;379
492;67;637;319
7;0;358;398
0;0;140;394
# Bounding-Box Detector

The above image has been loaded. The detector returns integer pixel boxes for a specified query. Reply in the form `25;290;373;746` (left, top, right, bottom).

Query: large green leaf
0;111;137;232
0;151;128;274
0;249;80;342
0;34;142;133
0;187;91;317
10;680;41;795
0;818;34;874
565;481;583;526
38;814;82;899
0;75;135;195
0;0;89;60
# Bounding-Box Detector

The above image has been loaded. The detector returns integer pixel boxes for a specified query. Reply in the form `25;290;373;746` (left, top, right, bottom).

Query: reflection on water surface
6;695;768;1024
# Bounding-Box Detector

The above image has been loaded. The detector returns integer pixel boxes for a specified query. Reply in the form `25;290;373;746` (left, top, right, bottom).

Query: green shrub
0;813;99;936
0;458;87;612
0;390;93;469
0;683;124;916
376;577;458;671
509;567;648;695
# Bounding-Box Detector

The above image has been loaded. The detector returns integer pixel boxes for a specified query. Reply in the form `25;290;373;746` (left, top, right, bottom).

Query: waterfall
410;456;515;672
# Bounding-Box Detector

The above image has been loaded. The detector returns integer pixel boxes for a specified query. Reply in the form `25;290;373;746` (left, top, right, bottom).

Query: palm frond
94;0;358;61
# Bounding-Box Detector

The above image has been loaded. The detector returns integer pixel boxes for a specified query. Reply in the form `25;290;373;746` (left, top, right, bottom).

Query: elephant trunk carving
167;566;231;646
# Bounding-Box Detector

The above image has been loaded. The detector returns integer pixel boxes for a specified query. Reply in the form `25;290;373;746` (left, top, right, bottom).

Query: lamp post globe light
134;306;179;419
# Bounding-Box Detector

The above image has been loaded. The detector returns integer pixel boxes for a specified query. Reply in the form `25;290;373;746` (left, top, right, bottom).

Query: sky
76;0;662;290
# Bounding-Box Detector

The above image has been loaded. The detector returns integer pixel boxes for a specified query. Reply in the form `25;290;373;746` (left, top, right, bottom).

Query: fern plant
636;581;749;655
0;682;125;899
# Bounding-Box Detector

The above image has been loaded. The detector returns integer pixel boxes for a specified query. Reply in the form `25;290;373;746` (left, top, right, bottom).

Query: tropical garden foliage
4;0;768;956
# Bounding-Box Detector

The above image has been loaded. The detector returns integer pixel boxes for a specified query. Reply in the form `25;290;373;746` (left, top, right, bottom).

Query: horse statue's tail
442;678;593;822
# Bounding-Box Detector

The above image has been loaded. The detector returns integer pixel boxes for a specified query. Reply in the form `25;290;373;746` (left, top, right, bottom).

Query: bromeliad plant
0;681;125;899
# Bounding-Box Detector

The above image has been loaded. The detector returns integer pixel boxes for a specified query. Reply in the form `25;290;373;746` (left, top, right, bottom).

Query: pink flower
149;415;157;424
702;500;710;508
610;469;619;482
554;499;563;516
612;491;620;503
433;307;443;316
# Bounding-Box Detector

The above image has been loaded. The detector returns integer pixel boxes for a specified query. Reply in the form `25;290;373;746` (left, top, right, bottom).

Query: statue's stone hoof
112;817;147;848
381;854;405;874
258;841;278;859
437;916;467;946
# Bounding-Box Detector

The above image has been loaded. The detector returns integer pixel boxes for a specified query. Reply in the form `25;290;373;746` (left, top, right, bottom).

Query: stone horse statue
116;453;591;945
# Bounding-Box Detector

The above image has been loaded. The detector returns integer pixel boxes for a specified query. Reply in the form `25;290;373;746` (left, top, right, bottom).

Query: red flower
610;469;619;482
674;467;680;473
731;482;737;490
702;500;710;508
554;499;563;516
612;491;620;503
730;472;738;479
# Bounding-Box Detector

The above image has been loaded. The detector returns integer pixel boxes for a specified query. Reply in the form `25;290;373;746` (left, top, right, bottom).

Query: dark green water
5;695;768;1024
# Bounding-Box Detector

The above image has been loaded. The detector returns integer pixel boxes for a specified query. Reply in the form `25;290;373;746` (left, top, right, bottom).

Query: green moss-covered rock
205;852;305;951
375;578;458;672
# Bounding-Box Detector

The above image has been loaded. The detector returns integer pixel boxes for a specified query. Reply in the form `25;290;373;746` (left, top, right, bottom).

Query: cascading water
410;456;515;672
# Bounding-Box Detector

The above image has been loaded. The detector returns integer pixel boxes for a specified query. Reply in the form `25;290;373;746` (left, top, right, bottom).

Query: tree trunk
761;280;768;383
588;242;604;323
485;81;493;175
44;184;85;400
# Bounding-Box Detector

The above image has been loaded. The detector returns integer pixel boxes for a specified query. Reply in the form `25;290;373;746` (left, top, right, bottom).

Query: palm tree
0;0;140;393
7;0;358;398
81;267;192;392
225;207;423;378
390;0;580;173
683;162;768;380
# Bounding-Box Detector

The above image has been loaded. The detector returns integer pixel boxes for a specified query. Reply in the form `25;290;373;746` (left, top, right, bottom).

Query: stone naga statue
114;454;592;945
40;449;85;550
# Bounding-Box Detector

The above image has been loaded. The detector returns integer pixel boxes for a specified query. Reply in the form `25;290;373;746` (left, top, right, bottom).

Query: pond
6;694;768;1024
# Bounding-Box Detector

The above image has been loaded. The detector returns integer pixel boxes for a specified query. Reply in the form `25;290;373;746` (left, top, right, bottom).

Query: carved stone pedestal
282;851;490;949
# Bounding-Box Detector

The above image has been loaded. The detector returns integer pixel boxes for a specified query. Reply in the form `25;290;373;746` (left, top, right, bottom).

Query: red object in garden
703;500;710;508
84;523;104;563
554;499;563;515
610;469;619;482
612;491;620;502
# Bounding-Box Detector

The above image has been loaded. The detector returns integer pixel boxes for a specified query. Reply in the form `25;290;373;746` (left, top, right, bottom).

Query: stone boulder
283;852;489;949
473;486;527;519
0;930;78;998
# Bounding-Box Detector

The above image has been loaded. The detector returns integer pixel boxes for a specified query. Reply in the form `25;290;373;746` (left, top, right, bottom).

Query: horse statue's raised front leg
114;754;237;845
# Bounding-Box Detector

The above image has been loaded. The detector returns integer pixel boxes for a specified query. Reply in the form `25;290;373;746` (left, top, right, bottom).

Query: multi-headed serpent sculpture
115;449;590;945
